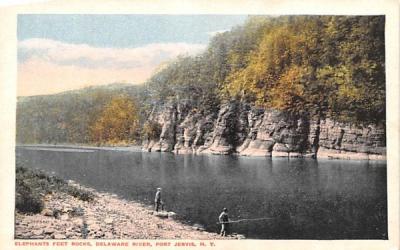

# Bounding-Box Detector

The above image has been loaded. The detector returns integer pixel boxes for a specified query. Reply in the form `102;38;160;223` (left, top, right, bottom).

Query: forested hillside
16;16;385;148
16;84;148;144
146;15;385;123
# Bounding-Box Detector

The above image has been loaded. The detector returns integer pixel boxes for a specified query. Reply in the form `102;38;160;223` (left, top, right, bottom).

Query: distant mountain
16;82;148;144
18;82;140;100
16;16;386;148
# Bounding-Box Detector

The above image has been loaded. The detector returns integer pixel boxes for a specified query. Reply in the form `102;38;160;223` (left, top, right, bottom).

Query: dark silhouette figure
154;188;163;212
219;208;229;236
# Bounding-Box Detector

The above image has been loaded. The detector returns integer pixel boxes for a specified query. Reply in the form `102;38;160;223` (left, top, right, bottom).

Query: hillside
145;15;385;124
16;83;148;144
16;16;386;158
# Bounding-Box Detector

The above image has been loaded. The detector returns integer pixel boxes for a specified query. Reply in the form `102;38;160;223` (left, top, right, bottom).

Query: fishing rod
216;217;273;224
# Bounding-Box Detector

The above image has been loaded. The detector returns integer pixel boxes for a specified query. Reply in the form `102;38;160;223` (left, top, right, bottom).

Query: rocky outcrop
317;119;386;160
173;112;201;154
142;101;192;152
149;103;178;152
143;101;386;160
238;110;312;158
202;102;248;154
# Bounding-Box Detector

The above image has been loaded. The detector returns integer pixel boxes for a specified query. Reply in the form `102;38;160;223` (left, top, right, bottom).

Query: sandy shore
15;182;230;240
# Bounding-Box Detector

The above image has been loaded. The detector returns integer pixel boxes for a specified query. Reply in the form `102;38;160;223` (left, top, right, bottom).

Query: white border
0;1;398;250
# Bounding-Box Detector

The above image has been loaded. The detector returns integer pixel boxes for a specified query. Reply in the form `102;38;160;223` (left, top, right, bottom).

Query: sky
17;14;248;96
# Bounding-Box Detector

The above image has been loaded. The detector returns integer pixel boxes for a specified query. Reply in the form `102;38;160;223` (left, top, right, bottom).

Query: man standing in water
219;208;229;236
154;188;163;212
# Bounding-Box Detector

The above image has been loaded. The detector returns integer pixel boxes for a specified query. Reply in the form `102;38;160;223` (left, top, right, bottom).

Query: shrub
15;166;95;214
15;178;44;214
65;186;94;202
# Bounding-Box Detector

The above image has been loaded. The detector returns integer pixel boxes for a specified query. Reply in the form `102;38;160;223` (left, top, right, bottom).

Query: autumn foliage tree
222;16;385;124
146;16;385;125
90;96;140;144
16;16;386;146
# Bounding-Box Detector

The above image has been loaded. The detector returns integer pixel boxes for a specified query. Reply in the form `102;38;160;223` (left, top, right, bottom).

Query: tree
222;16;385;124
90;96;140;144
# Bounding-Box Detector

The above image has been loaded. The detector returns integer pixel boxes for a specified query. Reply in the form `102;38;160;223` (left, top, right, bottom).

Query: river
16;145;387;239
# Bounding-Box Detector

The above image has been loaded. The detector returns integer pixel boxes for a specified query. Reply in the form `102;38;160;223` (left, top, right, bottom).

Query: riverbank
16;144;386;161
16;144;143;152
15;168;231;240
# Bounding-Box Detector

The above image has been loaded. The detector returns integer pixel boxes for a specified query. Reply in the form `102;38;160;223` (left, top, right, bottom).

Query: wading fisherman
154;188;163;212
218;208;229;236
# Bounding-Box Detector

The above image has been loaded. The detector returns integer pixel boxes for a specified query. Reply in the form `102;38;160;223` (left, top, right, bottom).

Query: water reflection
16;147;387;239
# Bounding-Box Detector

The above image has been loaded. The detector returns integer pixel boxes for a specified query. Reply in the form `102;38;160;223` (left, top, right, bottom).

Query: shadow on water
16;147;387;239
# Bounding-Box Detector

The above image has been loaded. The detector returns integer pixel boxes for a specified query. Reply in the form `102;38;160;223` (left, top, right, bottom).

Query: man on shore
218;208;229;236
154;188;163;212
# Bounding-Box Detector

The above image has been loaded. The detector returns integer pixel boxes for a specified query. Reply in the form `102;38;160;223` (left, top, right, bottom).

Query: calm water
16;146;387;239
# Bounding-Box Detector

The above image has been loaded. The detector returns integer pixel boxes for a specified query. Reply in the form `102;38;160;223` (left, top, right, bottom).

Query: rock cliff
143;101;386;160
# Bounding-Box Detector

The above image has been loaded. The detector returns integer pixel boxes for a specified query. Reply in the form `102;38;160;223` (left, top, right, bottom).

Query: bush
15;166;95;214
15;178;44;214
65;186;94;202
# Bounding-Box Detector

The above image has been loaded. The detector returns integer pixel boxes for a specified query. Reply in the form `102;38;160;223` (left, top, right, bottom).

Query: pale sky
17;15;248;96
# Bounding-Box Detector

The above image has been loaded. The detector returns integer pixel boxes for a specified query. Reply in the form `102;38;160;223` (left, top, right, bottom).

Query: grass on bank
15;163;94;214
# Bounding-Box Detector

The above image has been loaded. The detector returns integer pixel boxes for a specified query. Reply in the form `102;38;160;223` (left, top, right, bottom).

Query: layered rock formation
317;119;386;160
142;101;386;160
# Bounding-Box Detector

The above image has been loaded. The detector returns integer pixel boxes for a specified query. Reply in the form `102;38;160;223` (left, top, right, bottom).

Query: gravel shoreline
15;181;231;240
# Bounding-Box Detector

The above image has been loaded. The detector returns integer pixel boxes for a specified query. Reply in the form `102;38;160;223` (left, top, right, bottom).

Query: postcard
0;0;399;250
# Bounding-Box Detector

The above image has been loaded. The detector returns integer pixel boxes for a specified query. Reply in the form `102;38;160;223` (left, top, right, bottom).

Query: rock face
143;101;386;160
200;101;242;155
149;103;178;152
317;119;386;160
239;109;312;158
173;112;201;154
